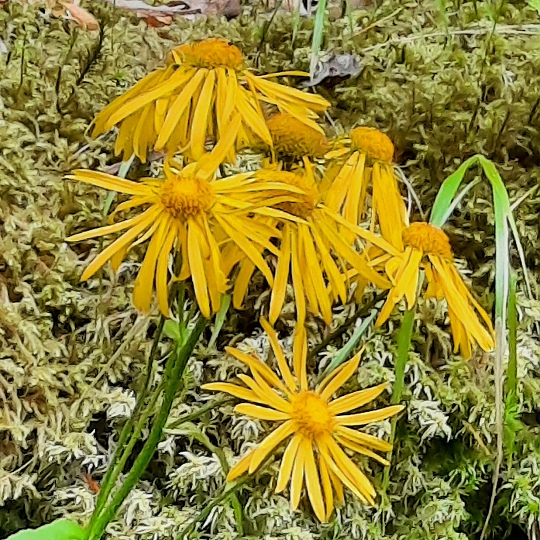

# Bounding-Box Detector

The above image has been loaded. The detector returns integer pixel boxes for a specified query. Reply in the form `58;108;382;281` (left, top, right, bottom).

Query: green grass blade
392;307;415;405
291;1;301;47
208;294;231;348
319;309;378;380
506;272;518;401
309;0;327;81
430;155;479;227
435;178;481;227
477;155;511;540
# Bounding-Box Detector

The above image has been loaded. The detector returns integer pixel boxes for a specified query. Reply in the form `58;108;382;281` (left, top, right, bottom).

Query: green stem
382;307;415;490
166;398;232;431
88;318;206;540
175;480;247;540
505;272;518;402
86;317;165;538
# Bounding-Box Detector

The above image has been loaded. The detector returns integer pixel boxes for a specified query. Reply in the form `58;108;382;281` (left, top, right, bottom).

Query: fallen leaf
100;0;240;23
58;0;100;30
303;53;361;87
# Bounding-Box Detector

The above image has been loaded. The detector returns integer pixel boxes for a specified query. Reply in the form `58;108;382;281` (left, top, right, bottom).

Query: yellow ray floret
227;163;390;325
323;126;407;249
65;153;305;319
203;319;403;521
92;38;330;163
375;222;495;359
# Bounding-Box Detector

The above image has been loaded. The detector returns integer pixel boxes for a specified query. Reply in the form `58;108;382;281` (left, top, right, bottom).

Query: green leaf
528;0;540;13
309;0;328;80
6;521;86;540
163;319;181;340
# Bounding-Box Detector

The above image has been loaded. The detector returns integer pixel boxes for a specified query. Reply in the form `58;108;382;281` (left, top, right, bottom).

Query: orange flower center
402;223;453;258
160;174;216;220
267;113;329;159
350;127;394;162
170;38;244;71
256;170;319;219
291;391;334;438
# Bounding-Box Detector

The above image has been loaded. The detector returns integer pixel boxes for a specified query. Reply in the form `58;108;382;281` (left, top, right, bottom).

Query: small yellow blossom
267;112;329;161
66;147;304;319
323;126;406;248
375;222;495;359
203;319;403;521
225;163;389;325
92;38;329;164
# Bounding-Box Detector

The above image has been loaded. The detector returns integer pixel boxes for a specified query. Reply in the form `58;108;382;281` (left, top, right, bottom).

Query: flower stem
382;306;415;491
87;318;206;540
86;317;165;539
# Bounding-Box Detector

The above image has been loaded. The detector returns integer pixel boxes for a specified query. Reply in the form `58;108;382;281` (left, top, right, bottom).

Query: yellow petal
187;220;210;318
334;434;390;466
328;383;389;415
323;437;376;503
234;403;290;421
227;449;254;482
67;170;149;195
106;68;195;128
190;69;216;159
304;440;326;521
276;434;302;493
290;437;308;509
155;69;206;150
290;230;307;325
156;225;176;317
269;222;292;325
80;207;161;280
232;259;255;309
260;317;296;392
335;425;392;452
293;323;308;391
335;405;404;426
225;347;289;395
202;382;260;403
133;215;170;313
248;420;295;474
317;452;334;520
319;353;361;401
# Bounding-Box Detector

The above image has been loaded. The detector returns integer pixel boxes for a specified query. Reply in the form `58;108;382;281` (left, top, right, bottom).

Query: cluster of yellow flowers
67;38;494;521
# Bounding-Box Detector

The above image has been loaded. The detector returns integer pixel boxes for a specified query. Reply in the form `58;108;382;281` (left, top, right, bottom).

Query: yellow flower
323;127;406;248
92;38;329;163
376;222;495;359
203;319;403;521
65;146;303;319
267;112;329;161
226;163;389;325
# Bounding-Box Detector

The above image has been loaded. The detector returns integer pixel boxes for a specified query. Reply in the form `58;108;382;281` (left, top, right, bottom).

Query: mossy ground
1;1;540;539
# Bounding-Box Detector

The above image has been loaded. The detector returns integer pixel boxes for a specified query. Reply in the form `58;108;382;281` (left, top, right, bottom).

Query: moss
1;1;540;539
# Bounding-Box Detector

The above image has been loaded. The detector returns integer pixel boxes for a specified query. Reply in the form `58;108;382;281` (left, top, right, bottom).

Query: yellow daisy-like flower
323;127;406;248
204;320;403;521
92;38;329;163
375;222;495;359
225;163;389;325
267;112;329;162
66;145;304;319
